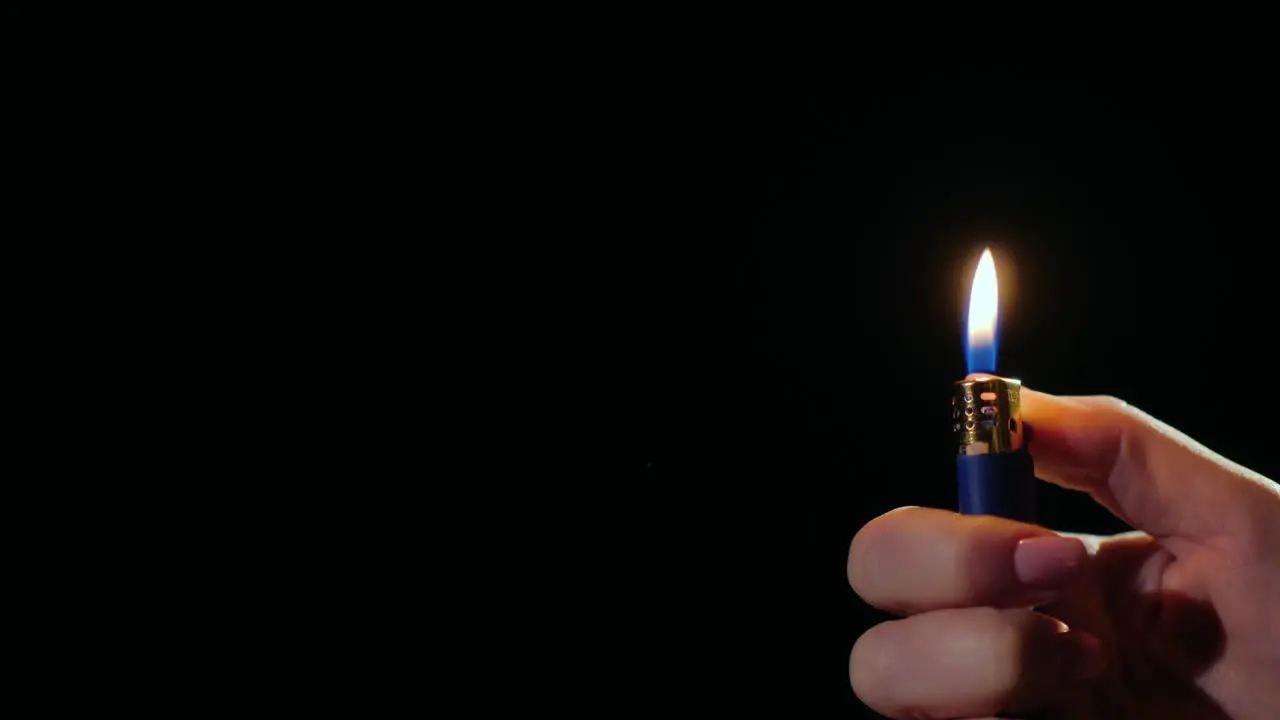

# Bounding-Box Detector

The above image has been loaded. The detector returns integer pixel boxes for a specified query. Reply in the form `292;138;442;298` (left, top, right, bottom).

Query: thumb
1020;388;1279;544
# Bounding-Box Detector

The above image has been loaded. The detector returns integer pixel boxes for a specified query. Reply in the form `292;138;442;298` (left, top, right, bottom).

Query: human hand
847;389;1280;719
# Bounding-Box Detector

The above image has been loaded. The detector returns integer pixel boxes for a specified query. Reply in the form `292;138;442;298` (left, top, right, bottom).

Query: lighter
955;248;1037;522
952;374;1036;522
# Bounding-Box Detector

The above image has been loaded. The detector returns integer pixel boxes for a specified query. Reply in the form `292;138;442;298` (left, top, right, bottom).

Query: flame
966;248;999;374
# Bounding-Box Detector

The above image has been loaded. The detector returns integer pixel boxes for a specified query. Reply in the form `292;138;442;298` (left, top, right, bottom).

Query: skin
847;388;1280;719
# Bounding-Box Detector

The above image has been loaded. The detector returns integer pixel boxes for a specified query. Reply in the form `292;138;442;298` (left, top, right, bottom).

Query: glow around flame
966;248;998;374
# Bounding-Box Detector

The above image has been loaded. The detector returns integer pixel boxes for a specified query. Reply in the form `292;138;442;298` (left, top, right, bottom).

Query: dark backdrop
624;60;1276;716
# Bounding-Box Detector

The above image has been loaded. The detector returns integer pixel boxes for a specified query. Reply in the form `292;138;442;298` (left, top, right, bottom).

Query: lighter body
953;375;1037;523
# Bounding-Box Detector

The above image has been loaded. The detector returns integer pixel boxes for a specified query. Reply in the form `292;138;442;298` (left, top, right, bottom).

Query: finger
850;607;1105;719
849;507;1087;614
1021;389;1280;543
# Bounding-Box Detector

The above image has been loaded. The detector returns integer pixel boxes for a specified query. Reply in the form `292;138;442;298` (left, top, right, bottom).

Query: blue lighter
953;374;1036;523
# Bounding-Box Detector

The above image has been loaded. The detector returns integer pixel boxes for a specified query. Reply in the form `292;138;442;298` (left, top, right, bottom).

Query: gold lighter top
952;375;1024;455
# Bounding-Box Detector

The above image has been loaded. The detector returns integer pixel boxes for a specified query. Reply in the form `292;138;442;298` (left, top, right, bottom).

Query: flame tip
965;247;1000;375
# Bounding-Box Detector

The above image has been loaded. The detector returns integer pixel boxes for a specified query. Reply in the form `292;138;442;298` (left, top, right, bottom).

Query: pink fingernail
1014;536;1086;589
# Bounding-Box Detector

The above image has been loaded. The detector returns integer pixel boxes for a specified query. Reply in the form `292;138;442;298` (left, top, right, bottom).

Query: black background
624;59;1276;716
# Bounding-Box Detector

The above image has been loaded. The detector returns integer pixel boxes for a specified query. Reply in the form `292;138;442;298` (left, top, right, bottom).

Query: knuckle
1230;479;1280;559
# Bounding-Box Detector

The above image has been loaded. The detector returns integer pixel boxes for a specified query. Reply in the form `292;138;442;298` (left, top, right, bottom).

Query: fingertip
849;506;1061;613
1019;389;1074;440
1019;386;1072;420
1022;387;1129;421
850;609;1096;718
1019;390;1127;476
848;620;896;709
849;506;942;595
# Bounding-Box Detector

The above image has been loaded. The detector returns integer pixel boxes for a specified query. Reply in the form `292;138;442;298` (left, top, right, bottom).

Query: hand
846;389;1280;719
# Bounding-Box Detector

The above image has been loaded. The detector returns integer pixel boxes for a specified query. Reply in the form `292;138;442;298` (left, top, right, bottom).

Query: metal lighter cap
952;375;1025;455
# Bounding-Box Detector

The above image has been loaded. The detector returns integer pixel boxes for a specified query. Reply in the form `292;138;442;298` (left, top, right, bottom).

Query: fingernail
1069;632;1106;681
1014;536;1086;589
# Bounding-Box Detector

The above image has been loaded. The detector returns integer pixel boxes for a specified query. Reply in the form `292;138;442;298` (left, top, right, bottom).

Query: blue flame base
965;342;997;377
957;450;1036;523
